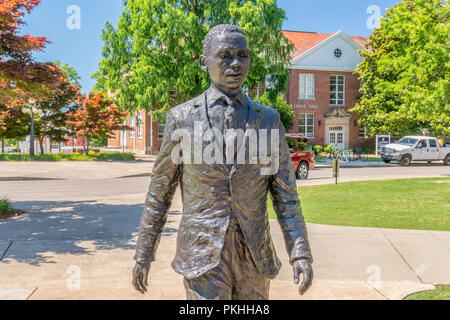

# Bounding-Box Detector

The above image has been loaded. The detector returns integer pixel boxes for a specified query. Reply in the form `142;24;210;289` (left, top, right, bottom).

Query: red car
285;134;315;180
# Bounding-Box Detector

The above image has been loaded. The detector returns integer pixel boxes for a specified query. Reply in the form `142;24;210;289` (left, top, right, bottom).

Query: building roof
282;30;370;60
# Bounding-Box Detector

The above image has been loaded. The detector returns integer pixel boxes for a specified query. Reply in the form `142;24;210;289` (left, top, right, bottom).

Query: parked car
380;136;450;166
285;134;315;180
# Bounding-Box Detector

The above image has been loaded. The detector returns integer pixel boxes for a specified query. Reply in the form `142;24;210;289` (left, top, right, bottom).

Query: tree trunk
72;136;76;153
38;137;44;155
1;140;4;154
83;137;90;155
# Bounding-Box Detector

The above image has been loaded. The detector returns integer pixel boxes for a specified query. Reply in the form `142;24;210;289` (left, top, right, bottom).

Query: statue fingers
132;273;144;294
143;269;149;287
298;268;313;295
136;272;147;293
293;264;300;285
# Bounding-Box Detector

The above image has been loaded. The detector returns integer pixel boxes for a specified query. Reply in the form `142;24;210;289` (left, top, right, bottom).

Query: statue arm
268;110;313;265
134;109;181;265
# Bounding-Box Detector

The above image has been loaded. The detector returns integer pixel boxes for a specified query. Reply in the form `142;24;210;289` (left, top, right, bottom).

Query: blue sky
22;0;400;93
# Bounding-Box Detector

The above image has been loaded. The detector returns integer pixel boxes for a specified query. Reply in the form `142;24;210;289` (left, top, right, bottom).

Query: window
359;127;367;138
298;114;314;138
137;112;143;140
329;126;344;145
418;140;428;148
299;74;315;100
429;139;437;148
129;117;135;139
265;75;275;90
158;118;166;139
334;48;342;58
330;75;345;105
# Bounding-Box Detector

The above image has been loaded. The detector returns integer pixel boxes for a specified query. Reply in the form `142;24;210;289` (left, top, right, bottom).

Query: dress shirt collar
206;86;247;107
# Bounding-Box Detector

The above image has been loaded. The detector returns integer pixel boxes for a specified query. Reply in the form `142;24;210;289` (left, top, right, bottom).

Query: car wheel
382;159;391;163
296;162;309;180
400;155;412;166
444;154;450;166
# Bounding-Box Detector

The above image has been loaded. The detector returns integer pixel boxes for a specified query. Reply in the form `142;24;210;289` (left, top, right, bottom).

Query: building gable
289;31;366;71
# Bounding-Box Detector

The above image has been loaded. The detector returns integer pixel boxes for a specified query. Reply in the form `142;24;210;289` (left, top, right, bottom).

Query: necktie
224;100;237;167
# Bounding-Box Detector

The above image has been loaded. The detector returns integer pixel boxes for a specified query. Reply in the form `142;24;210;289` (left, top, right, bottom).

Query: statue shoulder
248;98;279;121
169;93;205;120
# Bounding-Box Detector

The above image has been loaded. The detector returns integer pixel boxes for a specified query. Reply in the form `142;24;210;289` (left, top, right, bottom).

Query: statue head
200;24;251;96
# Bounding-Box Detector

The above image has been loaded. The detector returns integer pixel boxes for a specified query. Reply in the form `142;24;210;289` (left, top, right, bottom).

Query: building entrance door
329;126;345;150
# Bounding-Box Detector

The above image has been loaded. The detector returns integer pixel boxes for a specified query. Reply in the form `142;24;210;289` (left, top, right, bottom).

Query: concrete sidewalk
1;187;448;300
0;160;155;181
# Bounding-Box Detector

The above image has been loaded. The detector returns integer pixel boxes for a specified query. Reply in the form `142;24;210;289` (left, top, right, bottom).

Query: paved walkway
1;189;448;300
0;161;448;300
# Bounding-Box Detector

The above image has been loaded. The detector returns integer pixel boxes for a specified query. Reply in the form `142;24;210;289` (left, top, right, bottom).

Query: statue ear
200;55;208;72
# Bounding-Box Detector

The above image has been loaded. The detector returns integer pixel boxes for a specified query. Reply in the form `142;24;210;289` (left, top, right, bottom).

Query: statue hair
203;24;246;55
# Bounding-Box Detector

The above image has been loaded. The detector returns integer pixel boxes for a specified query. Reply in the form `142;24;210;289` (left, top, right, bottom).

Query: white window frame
157;118;165;140
137;112;143;140
298;114;314;138
359;126;367;139
129;117;135;139
265;75;275;90
330;75;345;106
298;74;315;100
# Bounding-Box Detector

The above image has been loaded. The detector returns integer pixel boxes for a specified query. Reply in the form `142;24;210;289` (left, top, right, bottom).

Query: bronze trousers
183;214;270;300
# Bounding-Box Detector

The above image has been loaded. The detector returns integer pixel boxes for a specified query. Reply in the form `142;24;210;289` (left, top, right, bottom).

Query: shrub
0;198;13;216
312;145;324;155
298;141;309;151
362;145;375;154
69;152;89;161
95;151;135;161
0;152;135;162
54;152;68;161
324;145;335;154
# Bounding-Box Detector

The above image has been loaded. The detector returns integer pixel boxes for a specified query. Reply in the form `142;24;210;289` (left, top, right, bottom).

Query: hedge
0;151;136;162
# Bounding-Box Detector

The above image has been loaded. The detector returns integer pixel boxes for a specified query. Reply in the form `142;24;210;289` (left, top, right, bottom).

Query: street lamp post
29;99;36;156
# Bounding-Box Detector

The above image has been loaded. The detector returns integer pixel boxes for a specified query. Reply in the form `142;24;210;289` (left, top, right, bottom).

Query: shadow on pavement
0;200;179;265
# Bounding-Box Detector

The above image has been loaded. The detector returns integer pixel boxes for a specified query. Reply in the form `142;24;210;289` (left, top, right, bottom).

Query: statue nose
231;61;241;71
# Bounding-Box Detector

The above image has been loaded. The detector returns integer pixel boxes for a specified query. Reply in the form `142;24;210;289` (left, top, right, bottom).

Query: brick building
107;111;165;155
282;30;373;150
108;29;373;154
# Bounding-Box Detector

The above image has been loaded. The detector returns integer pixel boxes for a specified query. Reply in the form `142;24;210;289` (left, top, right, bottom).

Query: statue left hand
293;259;313;295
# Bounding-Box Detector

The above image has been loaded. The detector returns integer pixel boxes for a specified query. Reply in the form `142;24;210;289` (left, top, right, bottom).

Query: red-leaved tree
66;92;130;154
0;0;64;102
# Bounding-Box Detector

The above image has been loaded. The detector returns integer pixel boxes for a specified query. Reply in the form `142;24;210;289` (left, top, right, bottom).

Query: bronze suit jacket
134;88;313;280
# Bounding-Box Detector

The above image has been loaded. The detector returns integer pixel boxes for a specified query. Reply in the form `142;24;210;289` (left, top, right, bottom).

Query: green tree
93;0;293;117
0;100;29;152
55;60;82;87
33;78;81;154
351;0;450;137
259;91;294;131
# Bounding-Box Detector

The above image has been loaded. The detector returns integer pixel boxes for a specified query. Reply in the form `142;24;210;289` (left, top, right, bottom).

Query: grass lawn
268;178;450;231
405;285;450;300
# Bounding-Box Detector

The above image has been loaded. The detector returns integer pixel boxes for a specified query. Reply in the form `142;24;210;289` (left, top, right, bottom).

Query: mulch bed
0;209;25;220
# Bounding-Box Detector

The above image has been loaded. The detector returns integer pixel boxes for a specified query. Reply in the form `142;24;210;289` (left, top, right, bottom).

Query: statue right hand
132;262;150;294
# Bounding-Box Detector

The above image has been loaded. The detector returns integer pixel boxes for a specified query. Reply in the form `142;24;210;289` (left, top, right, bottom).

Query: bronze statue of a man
132;24;313;300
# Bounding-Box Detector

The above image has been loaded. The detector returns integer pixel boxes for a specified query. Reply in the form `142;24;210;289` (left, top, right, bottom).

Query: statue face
201;32;250;95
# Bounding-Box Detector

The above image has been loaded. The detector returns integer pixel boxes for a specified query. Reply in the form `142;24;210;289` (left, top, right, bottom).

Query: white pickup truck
380;136;450;166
